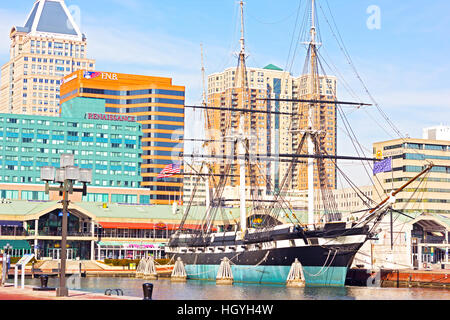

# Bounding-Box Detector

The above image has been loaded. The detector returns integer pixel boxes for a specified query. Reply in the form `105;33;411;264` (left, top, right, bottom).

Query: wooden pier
4;262;174;279
346;268;450;289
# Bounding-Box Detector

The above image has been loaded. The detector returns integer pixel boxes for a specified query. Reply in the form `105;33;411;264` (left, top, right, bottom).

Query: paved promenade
5;260;173;278
0;283;140;300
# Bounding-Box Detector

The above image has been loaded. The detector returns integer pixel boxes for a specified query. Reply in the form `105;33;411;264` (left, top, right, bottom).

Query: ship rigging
166;0;433;286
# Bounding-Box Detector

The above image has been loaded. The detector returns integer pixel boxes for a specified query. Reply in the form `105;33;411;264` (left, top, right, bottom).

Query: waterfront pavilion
0;200;242;260
410;213;450;269
353;211;450;271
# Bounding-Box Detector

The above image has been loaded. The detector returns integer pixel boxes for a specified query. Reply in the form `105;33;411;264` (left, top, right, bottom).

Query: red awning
98;222;216;231
99;222;158;230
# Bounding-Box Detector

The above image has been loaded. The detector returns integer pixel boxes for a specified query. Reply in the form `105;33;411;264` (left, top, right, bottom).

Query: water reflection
303;286;352;300
22;277;450;300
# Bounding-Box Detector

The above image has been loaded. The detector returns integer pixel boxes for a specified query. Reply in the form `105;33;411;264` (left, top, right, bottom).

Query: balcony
0;230;29;237
418;237;447;245
98;229;175;240
36;231;94;238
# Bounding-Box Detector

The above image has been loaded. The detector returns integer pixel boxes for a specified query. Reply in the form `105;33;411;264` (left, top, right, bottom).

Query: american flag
83;71;101;79
157;163;181;178
373;157;392;175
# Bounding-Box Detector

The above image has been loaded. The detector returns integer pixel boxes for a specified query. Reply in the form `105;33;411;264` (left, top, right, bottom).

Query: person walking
0;253;3;286
6;253;10;273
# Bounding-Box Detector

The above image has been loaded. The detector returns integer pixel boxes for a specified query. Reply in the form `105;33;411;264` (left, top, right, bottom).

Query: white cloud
86;26;196;68
82;20;230;106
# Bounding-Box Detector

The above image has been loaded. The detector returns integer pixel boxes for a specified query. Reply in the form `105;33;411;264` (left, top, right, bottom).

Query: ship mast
238;0;247;233
200;43;211;209
307;0;319;228
201;43;207;108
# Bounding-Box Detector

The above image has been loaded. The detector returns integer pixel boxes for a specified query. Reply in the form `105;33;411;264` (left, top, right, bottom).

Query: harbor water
18;277;450;300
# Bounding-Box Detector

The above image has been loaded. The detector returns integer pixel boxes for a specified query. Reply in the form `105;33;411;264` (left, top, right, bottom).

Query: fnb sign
101;73;118;80
84;71;118;80
87;113;136;122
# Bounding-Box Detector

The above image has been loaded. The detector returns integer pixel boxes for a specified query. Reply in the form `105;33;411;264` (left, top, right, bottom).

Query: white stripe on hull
166;234;366;255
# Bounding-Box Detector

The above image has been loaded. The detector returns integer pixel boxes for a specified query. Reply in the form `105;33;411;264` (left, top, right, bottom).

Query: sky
1;0;450;186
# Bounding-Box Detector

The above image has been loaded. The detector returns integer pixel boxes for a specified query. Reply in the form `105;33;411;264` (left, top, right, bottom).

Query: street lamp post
2;244;12;286
40;154;92;297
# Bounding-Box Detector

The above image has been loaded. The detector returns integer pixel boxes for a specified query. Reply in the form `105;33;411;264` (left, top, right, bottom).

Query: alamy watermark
67;273;81;290
67;5;82;31
366;270;382;287
367;5;381;30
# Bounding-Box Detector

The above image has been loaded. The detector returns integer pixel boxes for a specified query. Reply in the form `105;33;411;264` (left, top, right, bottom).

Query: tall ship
165;0;432;286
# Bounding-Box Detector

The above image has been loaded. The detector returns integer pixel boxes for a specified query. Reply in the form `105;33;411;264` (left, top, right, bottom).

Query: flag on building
373;157;392;175
157;163;181;178
83;71;101;79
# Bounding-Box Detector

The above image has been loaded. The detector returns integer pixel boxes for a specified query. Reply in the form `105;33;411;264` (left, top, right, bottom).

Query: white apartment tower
423;125;450;141
208;64;294;194
207;64;337;193
0;0;96;116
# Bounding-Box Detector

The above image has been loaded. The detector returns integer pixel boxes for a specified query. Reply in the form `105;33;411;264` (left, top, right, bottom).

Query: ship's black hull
170;242;362;268
167;224;369;286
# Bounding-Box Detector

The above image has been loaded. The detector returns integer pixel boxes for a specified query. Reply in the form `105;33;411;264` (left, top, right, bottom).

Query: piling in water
143;256;158;280
216;257;233;285
286;258;305;288
171;257;187;282
135;257;147;278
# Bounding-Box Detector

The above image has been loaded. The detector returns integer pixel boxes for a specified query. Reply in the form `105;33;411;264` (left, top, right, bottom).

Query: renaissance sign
61;73;77;85
86;113;136;122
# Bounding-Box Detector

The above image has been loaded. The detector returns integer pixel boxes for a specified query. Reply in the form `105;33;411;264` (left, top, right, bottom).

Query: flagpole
370;163;433;215
157;163;181;205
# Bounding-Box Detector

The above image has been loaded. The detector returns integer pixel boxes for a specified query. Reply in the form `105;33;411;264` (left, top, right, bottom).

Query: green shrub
103;258;169;266
155;259;171;265
103;259;141;266
10;257;38;265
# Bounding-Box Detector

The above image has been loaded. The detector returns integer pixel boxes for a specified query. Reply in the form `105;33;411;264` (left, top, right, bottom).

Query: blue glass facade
0;98;142;188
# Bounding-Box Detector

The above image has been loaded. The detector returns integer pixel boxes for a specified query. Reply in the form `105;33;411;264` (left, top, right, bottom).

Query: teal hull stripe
302;266;348;287
185;265;348;287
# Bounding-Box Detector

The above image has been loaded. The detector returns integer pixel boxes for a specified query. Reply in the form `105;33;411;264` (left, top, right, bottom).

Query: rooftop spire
235;0;249;91
201;43;206;106
239;0;246;56
14;0;83;40
310;0;316;45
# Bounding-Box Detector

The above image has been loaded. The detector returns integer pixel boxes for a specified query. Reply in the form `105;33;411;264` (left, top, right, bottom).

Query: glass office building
0;97;142;189
60;71;185;204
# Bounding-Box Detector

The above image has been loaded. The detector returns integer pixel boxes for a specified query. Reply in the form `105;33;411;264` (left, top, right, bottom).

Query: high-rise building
207;65;292;195
423;125;450;141
291;74;337;191
60;70;185;205
183;163;208;206
0;96;151;204
207;65;337;194
0;97;142;188
0;0;96;116
373;137;450;215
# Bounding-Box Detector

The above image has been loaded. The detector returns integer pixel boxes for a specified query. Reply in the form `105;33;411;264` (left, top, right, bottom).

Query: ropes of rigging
390;171;430;245
240;136;302;228
319;0;433;165
307;40;376;218
337;106;386;201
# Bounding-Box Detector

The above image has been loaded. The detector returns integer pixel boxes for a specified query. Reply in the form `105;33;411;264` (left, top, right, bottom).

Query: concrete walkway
0;283;140;300
35;260;106;272
17;260;173;277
